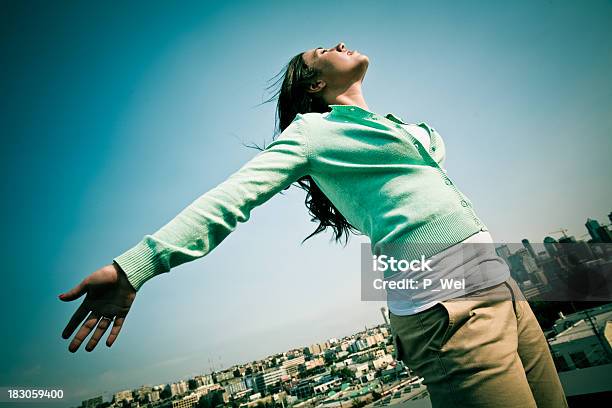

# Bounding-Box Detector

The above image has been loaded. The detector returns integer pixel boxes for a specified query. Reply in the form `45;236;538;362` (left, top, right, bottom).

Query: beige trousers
389;277;569;407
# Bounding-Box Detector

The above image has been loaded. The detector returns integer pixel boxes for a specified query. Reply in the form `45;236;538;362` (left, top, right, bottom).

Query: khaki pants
389;277;569;407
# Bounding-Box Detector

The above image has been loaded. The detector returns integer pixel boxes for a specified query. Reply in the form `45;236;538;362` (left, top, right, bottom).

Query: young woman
60;42;568;407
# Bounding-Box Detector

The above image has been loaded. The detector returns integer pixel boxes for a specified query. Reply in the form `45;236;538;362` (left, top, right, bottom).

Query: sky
1;0;611;406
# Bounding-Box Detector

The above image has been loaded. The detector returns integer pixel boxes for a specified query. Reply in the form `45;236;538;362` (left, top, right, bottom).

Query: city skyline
1;1;611;407
61;208;612;406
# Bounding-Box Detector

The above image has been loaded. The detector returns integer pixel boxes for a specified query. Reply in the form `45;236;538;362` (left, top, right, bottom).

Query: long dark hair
253;52;361;245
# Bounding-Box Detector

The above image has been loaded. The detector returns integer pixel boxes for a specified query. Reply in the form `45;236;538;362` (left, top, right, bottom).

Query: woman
60;42;568;407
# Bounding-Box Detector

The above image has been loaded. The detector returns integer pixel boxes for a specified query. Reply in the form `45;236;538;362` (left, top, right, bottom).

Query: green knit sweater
114;104;487;291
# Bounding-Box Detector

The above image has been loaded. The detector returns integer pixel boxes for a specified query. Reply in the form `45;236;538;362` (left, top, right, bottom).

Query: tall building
135;385;153;401
508;248;543;284
113;390;133;404
308;343;322;355
586;218;602;242
166;381;189;397
522;239;538;261
380;306;389;326
495;244;512;264
282;355;305;377
596;226;612;243
249;367;288;394
543;236;559;258
508;249;530;283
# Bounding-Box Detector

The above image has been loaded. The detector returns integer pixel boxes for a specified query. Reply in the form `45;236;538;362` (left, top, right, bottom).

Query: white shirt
387;124;510;315
400;123;431;152
386;224;511;316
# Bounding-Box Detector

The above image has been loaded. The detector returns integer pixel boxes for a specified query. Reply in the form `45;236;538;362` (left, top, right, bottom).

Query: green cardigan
114;105;487;291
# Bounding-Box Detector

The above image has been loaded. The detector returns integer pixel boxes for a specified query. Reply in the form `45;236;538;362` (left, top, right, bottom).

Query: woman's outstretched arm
114;114;311;291
59;114;311;352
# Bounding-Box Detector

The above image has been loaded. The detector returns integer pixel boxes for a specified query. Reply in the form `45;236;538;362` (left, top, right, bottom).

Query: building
213;370;233;383
135;385;153;401
164;392;199;408
548;303;612;371
81;396;102;408
546;303;612;404
112;389;133;404
289;379;314;399
166;380;189;397
543;236;560;259
313;377;341;394
248;367;288;394
372;353;394;370
522;239;538;261
282;355;305;377
380;306;389;325
349;338;369;353
495;244;512;264
586;218;602;242
223;378;247;396
508;249;536;283
305;357;325;370
146;390;160;403
307;341;331;355
596;225;612;243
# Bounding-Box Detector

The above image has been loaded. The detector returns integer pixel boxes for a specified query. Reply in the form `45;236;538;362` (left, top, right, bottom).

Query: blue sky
1;0;611;406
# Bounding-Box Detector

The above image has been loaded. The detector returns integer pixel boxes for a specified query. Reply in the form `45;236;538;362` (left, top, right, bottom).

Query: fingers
59;279;88;302
62;302;89;340
68;311;100;353
106;316;126;348
85;316;113;352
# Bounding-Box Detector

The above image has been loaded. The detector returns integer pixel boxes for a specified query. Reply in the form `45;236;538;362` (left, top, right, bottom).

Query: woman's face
302;42;369;95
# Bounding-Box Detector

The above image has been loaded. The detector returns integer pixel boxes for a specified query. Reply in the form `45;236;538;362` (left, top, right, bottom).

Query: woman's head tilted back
302;42;369;105
265;42;369;245
273;42;369;131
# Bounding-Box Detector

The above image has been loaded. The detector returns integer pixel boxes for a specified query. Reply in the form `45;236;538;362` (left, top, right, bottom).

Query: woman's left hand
59;263;137;352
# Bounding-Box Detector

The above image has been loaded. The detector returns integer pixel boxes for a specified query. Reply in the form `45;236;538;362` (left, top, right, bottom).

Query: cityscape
76;211;612;408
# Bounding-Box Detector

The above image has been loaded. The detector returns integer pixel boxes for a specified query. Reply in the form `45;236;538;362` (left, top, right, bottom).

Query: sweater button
460;200;468;207
445;179;452;185
431;146;436;151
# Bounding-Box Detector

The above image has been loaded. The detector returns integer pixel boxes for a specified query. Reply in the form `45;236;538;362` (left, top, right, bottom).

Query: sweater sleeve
113;114;310;291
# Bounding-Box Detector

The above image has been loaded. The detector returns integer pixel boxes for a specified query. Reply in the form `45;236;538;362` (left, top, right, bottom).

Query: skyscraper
585;218;602;242
596;226;612;243
380;306;389;326
543;236;559;258
496;244;512;264
522;238;538;260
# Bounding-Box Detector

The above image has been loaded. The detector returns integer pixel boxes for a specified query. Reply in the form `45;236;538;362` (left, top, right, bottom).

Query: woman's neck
328;83;370;112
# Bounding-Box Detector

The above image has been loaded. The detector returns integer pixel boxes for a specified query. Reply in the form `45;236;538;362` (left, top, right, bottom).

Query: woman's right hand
59;262;137;352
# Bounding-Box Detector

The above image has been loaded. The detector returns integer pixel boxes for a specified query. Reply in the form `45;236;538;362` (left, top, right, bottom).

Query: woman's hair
256;52;361;245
